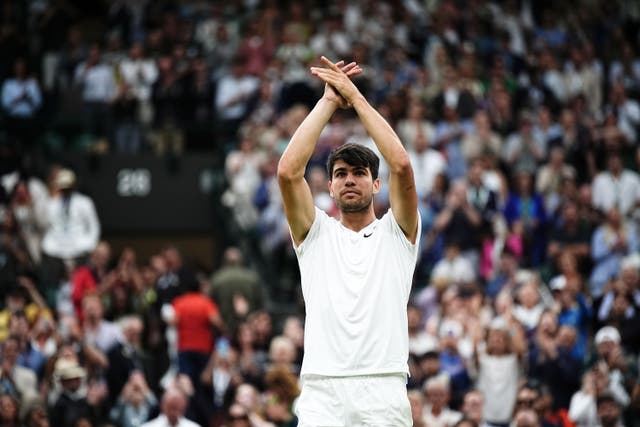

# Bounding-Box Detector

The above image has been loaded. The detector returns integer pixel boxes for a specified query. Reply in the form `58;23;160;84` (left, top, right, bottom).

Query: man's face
425;385;448;409
462;392;483;422
162;395;186;425
328;161;379;213
598;400;620;427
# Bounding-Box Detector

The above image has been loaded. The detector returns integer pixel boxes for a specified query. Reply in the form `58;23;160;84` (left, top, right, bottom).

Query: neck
339;208;376;232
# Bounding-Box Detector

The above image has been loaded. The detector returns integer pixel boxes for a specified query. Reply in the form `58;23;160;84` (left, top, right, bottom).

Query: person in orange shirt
170;273;224;386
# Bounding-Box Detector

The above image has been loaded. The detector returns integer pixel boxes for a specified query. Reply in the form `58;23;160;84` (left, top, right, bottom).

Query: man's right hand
316;59;362;109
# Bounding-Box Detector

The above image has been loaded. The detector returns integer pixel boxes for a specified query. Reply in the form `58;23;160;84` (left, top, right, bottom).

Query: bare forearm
278;98;337;180
351;96;409;172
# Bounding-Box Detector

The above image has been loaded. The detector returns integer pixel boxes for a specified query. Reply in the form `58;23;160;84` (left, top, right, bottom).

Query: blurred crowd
1;0;640;426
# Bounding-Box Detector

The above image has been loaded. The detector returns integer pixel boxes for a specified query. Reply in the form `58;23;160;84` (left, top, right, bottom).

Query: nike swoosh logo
364;232;373;238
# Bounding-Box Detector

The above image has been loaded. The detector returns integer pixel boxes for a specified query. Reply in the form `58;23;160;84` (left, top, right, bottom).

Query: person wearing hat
41;168;100;262
40;168;100;301
49;358;92;427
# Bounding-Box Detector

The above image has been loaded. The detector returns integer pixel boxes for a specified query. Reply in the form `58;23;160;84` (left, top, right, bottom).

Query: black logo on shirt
364;232;373;238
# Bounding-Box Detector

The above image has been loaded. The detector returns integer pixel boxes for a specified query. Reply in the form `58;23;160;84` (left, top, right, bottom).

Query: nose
345;172;356;185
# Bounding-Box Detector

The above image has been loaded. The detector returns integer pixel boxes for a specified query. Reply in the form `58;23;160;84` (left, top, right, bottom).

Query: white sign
117;169;151;196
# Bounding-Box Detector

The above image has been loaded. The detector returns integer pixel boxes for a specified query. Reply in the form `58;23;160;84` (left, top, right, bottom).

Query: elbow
389;154;413;177
276;160;301;183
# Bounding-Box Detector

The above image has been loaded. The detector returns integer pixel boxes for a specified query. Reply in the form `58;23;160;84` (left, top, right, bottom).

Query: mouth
341;190;360;197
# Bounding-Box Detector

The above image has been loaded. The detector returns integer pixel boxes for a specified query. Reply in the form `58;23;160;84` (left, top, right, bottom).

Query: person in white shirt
1;58;43;148
422;373;463;427
277;56;420;426
141;387;198;427
118;42;158;125
592;151;640;218
73;44;117;144
214;56;260;144
41;168;100;262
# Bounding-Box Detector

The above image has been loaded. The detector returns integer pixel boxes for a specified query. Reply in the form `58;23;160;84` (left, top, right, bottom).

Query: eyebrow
333;166;367;175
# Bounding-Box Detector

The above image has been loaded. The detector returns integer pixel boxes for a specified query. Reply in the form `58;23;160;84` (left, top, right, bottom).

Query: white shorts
294;373;412;427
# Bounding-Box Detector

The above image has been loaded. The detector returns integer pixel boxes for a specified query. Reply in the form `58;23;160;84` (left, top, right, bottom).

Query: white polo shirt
294;207;421;377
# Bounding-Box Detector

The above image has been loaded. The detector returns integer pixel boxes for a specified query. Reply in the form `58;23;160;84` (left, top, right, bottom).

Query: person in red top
171;273;224;386
70;242;113;320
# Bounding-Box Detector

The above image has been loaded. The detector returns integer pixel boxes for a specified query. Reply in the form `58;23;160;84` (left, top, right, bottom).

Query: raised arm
311;57;419;242
277;60;361;245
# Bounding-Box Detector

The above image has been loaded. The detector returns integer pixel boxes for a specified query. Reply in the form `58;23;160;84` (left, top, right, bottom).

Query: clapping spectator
475;317;525;426
73;44;116;150
503;170;547;267
591;151;640;219
70;242;112;321
0;336;38;406
1;58;43;150
8;177;49;265
109;371;158;427
589;207;639;298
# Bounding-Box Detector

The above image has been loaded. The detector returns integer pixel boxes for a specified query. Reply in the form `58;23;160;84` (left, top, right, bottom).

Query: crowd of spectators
1;0;640;426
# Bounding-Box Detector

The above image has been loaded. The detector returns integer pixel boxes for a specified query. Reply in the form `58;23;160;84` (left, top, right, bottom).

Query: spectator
591;151;640;219
422;373;463;427
406;122;446;202
70;242;112;320
109;371;158;427
171;273;223;387
81;292;122;361
262;366;299;427
546;201;592;275
40;168;100;290
475;317;524;426
513;278;547;332
503;170;547;267
0;336;38;405
1;58;43;150
73;44;117;149
111;80;141;155
536;146;576;216
149;55;186;156
461;110;502;163
569;364;629;427
461;390;488;427
214;56;260;147
397;99;435;152
528;322;582;410
596;393;625;427
209;247;264;336
105;315;148;404
118;41;158;128
8;177;49;265
606;81;640;145
589;207;639;298
140;387;198;427
408;389;426;427
503;111;546;173
8;310;45;377
0;394;20;427
0;278;50;342
48;358;98;427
